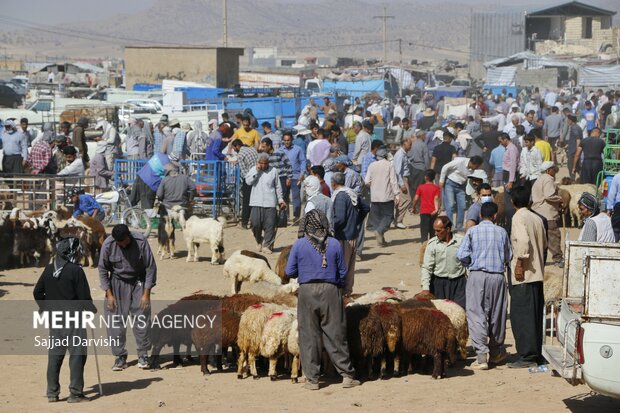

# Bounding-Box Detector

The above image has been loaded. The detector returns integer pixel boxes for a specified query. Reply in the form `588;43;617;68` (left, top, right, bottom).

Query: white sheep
183;215;225;264
347;287;406;307
236;303;287;379
260;308;300;382
431;299;468;360
223;250;283;295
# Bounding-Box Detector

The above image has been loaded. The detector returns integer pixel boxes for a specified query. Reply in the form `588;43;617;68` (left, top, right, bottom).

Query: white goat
223;250;283;295
183;215;225;264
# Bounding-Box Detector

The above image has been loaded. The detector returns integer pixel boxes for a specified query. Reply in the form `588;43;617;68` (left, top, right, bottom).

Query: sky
0;0;617;25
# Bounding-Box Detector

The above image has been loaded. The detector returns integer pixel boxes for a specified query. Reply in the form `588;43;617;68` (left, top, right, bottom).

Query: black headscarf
301;209;331;268
53;237;83;278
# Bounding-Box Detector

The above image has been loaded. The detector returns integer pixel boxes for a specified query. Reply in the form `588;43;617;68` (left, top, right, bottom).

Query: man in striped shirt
232;139;259;228
457;202;512;370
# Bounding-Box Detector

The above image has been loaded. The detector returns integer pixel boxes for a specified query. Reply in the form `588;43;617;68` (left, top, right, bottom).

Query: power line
373;6;395;63
279;39;399;51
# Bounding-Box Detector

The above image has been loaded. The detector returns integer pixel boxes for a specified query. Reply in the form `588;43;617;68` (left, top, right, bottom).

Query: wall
564;16;615;50
470;12;525;80
124;47;243;89
515;68;558;89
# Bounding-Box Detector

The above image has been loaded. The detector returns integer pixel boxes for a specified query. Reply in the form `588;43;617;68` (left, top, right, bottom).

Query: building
124;46;244;89
470;1;617;79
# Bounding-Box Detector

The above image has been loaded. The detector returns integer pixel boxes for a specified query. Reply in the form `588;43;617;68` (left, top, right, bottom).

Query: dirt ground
1;213;620;413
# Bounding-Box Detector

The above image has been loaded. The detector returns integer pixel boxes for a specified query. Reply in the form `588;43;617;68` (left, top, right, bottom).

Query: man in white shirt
502;115;520;140
483;106;507;131
344;106;364;130
352;121;373;164
519;134;543;191
57;146;85;176
393;99;406;121
439;156;484;232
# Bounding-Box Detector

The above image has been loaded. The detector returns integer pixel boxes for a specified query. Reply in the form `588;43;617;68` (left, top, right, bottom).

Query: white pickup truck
543;241;620;399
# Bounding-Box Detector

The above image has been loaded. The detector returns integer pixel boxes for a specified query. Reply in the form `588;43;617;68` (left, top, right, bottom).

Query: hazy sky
0;0;616;25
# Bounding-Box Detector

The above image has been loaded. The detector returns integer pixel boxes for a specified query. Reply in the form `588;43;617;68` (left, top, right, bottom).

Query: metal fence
0;174;100;211
112;159;240;219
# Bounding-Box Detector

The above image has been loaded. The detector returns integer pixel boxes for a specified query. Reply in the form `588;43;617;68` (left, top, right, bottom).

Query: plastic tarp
484;52;578;70
578;65;620;87
485;67;516;87
322;79;385;98
444;97;475;120
133;83;162;91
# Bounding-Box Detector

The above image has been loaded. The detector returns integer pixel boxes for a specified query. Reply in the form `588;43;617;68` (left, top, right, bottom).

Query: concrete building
470;1;617;79
124;46;244;89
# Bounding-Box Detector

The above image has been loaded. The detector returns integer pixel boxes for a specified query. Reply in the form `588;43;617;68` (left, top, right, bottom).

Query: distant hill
0;0;618;62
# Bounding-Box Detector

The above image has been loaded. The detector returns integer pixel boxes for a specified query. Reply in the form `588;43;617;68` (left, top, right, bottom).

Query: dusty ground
1;213;619;413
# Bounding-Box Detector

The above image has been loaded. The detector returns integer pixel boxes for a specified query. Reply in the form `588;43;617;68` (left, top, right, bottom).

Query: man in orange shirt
232;116;261;148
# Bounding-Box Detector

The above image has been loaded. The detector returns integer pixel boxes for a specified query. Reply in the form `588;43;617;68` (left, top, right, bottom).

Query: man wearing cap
578;192;615;242
531;161;564;266
0;119;28;174
246;153;287;253
352;121;373;164
543;106;562;150
26;133;54;174
393;137;412;228
439;155;484;232
57;146;85;176
94;119;120;172
155;162;195;211
565;114;582;180
334;155;362;194
364;147;400;246
519;134;543;191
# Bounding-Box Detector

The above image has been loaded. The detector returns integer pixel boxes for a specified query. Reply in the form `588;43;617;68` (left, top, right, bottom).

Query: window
582;17;592;39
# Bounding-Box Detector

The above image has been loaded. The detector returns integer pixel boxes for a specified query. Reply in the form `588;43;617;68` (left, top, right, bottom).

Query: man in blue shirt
278;131;306;221
582;100;598;133
70;189;105;221
607;172;620;241
285;210;360;390
457;202;512;370
361;140;383;179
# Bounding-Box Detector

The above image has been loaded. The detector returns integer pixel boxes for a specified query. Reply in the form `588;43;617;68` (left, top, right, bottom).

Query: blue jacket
333;191;362;240
138;153;170;192
205;137;226;161
285;237;346;287
73;194;103;218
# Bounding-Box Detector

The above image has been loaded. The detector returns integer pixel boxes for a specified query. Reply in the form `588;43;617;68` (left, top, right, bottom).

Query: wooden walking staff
90;328;103;396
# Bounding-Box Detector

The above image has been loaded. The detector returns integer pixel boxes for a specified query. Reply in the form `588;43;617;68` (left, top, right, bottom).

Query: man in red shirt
412;169;441;242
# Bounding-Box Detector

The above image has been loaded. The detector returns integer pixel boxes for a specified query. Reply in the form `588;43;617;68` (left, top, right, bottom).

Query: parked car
0;84;23;108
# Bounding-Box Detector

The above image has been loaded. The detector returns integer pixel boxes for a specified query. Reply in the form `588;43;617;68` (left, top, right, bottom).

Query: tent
578;65;620;87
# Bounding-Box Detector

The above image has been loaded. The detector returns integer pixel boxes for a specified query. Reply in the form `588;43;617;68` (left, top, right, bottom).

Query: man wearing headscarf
89;141;114;190
301;175;333;229
33;237;97;403
531;161;564;266
246;153;286;252
186;120;208;158
125;119;148;160
171;122;191;160
577;192;615;242
94;119;121;172
331;171;368;296
153;122;166;154
0;119;28;174
285;210;360;390
32;122;54;146
364;147;400;246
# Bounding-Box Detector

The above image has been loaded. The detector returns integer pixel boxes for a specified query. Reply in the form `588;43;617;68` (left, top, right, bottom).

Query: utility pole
223;0;228;47
373;6;394;63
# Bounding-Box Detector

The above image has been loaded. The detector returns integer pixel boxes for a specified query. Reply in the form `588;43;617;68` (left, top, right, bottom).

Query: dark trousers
297;283;355;383
509;281;544;363
129;176;156;209
502;171;515;236
580;159;603;185
548;136;559;151
47;328;87;397
2;154;23;174
420;213;435;242
431;275;467;309
567;152;579;181
241;181;252;226
250;206;277;249
408;168;425;205
523;178;536;193
370;201;395;235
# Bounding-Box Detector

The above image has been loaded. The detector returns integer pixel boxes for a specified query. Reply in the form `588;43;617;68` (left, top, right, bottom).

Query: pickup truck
543;241;620;399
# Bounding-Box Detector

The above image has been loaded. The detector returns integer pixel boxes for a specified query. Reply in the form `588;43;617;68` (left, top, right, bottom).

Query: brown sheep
346;304;381;379
192;306;242;376
77;215;107;266
370;302;402;379
275;245;293;284
399;307;458;379
400;298;435;309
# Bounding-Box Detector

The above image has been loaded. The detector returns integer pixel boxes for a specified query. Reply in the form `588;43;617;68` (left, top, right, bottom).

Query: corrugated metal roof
578;65;620;87
484;52;579;70
527;1;616;17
